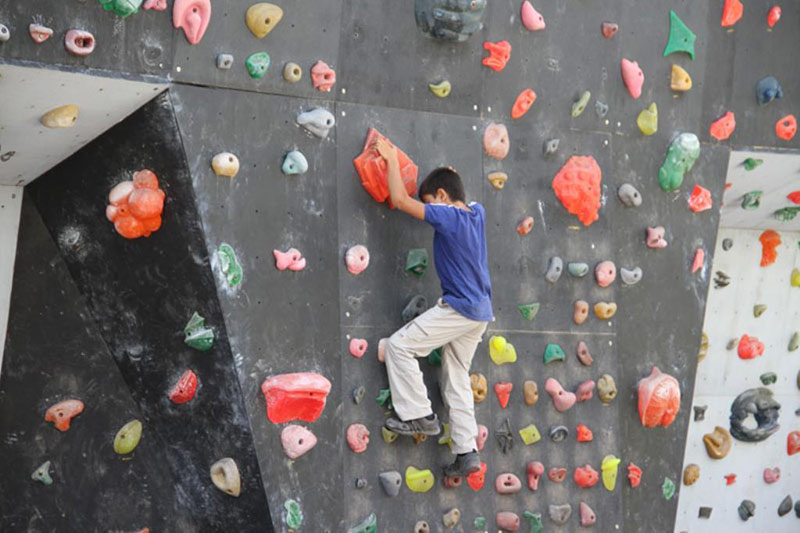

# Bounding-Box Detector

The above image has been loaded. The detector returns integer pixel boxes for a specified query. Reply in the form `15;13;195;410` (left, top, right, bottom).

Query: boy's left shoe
384;413;441;436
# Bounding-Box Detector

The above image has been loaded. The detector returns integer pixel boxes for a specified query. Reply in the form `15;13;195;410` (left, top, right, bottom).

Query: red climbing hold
788;431;800;455
516;216;534;235
548;467;567;483
173;0;212;45
261;372;332;424
576;424;594;442
721;0;743;27
574;464;599;488
627;463;642;488
710;112;736;141
767;6;781;28
692;248;705;273
467;462;487;491
44;399;84;432
724;473;737;485
527;461;545;490
602;22;618;38
511;88;537;119
353;128;419;209
482;40;511;72
494;382;513;409
552;155;603;226
688;184;713;213
775;114;797;141
759;229;781;267
621;59;644;99
169;369;198;404
106;169;166;239
787;191;800;204
737;334;765;360
638;367;681;428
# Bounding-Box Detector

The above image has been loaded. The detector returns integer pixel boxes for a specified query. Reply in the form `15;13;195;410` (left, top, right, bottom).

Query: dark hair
418;167;466;203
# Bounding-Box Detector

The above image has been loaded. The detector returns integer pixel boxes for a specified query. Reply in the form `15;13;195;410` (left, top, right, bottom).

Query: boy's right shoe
443;451;481;477
384;413;441;436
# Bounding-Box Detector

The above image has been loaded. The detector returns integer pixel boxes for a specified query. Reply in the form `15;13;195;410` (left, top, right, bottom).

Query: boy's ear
436;188;449;202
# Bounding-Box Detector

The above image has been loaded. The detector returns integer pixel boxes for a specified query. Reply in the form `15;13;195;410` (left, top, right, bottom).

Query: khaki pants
385;299;488;454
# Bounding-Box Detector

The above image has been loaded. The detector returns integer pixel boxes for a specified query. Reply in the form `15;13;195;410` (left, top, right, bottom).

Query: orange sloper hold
759;229;781;266
552;156;602;226
710;112;736;141
511;89;537;119
106;169;166;239
353;128;419;209
721;0;743;27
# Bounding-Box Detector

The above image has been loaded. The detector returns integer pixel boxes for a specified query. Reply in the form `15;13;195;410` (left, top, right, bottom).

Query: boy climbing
374;138;493;477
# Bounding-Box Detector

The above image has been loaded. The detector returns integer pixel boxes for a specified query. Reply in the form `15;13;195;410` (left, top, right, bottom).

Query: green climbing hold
184;312;214;351
662;477;676;500
663;11;696;59
348;513;377;533
381;426;398;444
571;91;591;117
753;304;767;317
775;206;800;221
637;103;658;136
427;347;442;366
543;343;566;364
376;388;393;410
283;499;303;530
406;249;429;277
568;262;589;277
523;511;544;533
741;191;762;210
473;516;486;530
31;460;53;485
760;372;777;385
519;424;541;445
246;52;271;79
789;332;799;351
113;419;142;455
743;158;763;171
438;423;452;446
98;0;143;18
218;243;243;287
517;302;540;321
659;133;700;191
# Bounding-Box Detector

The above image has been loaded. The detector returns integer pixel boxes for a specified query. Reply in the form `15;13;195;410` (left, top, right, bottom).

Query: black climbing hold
738;500;755;521
495;417;513;454
778;495;792;517
698;507;712;519
402;295;428;323
729;387;781;442
355;477;367;489
722;238;733;251
693;405;707;421
414;0;486;42
549;425;569;442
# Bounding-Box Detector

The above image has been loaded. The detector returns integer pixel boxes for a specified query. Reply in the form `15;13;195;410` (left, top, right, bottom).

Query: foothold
753;304;767;318
627;463;642;488
683;464;700;486
517;216;535;235
576;380;595;403
113;419;143;455
282;499;303;529
31;461;53;485
759;230;781;266
476;424;488;451
467;462;487;490
173;0;211;45
211;152;239;178
40;104;79;129
778;495;793;517
602;22;618;38
703;426;732;459
663;11;696;59
574;464;599;488
261;372;332;424
646;226;668;249
245;3;283;38
413;521;429;533
552;155;603;226
29;23;53;43
405;466;435;493
637;103;658;136
379;471;402;497
620;267;642;285
579;502;596;527
483;123;510;160
311;60;336;92
621;59;644;99
405;249;429;277
216;53;234;70
548;504;572;525
689;184;713;213
543;343;566;364
210;458;241;497
442;475;461;488
517;302;540;321
490;336;517;365
776;114;797;141
576;341;593;366
0;24;9;42
741;190;763;210
595;100;609;118
710;111;736;141
442;508;461;529
756;76;783;105
98;0;143;17
721;0;744;27
738;334;764;360
281;424;317;459
273;248;306;272
576;424;593;442
344;245;370;276
169;369;198;404
184;312;214;351
521;1;545;31
637;366;681;428
569;262;589;277
574;300;589;325
376;388;393;410
593;301;617;320
796;500;800;518
595;260;617;287
45;399;85;432
495;418;514;454
789;332;799;351
429;80;451;98
722;238;733;250
659;133;700;191
519;424;541;445
698;507;712;519
471;373;488;403
698;332;709;361
245;52;270;79
495;472;522;494
763;467;780;484
348;513;377;533
381;426;398;444
282;150;309;175
542;138;559;156
494;382;513;409
601;455;621;491
297;108;335;139
714;270;731;289
730;387;781;441
546;257;564;283
414;0;486;42
488;171;508;189
482;40;512;72
662;477;676;500
526;461;545;490
354;128;419;208
65;30;95;56
523;380;539;405
545;378;576;412
768;6;781;28
143;0;167;9
597;374;617;404
571;91;591;118
670;64;693;91
738;500;756;521
283;62;302;82
496;512;520;531
618;183;642;207
694;405;707;421
512;88;537;119
217;243;243;287
548;467;566;483
789;431;800;455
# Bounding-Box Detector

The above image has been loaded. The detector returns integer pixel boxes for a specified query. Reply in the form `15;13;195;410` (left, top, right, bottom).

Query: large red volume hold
737;334;765;359
261;373;332;423
552;156;603;226
759;229;781;266
169;369;198;404
637;366;681;428
353;128;419;209
106;169;166;239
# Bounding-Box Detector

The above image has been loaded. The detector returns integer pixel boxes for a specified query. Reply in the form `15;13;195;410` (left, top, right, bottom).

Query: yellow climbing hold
437;423;452;447
40;104;79;128
382;426;398;444
113;419;143;455
637;103;658;136
670;64;692;92
601;454;621;491
429;80;451;98
489;336;517;365
405;466;435;493
791;268;800;287
246;3;284;39
519;424;541;445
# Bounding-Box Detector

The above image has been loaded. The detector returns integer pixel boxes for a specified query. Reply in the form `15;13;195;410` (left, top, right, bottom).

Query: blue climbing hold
282;150;309;175
756;76;783;105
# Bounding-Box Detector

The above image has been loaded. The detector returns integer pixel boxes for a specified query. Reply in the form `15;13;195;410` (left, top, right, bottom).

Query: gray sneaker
384;414;441;436
443;451;481;477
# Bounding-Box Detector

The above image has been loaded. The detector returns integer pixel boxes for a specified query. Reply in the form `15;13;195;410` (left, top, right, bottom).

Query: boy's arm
375;138;425;220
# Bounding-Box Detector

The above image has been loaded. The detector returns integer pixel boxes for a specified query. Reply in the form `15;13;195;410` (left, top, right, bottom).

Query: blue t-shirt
424;202;493;322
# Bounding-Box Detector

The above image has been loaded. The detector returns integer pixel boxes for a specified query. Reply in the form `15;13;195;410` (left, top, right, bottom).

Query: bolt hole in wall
675;150;800;531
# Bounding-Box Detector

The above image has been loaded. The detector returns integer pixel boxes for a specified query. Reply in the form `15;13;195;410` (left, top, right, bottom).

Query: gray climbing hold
795;500;800;518
620;267;642;285
789;332;799;352
568;262;589;277
216;53;233;69
778;495;792;516
282;150;309;175
414;0;486;42
595;100;609;118
754;304;767;317
297;108;335;138
352;385;365;404
548;503;572;525
726;338;737;350
618;183;642;207
738;500;755;521
722;238;733;251
0;24;9;42
549;425;568;442
546;256;563;282
403;295;428;323
729;387;780;442
355;477;367;489
698;507;712;519
495;417;513;454
693;405;707;421
379;471;402;497
714;271;730;289
543;138;560;156
31;460;53;485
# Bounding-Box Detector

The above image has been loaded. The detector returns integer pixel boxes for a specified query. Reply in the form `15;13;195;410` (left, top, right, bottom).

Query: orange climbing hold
738;334;765;360
552;156;602;226
467;462;487;491
482;40;511;72
353;128;419;209
576;424;593;442
710;112;736;141
106;170;166;239
788;431;800;455
44;399;85;432
511;89;537;119
688;185;712;213
637;367;681;428
787;191;800;204
721;0;743;27
494;382;513;409
759;229;781;266
775;114;797;141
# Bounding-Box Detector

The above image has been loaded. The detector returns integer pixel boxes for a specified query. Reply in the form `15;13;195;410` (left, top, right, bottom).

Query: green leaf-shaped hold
427;347;442;366
218;243;243;287
659;133;700;191
523;511;544;533
405;248;429;277
246;52;270;79
663;11;696;59
376;388;393;410
348;513;377;533
283;499;303;530
775;206;800;221
662;477;675;500
114;419;142;455
184;312;214;351
31;460;53;485
741;191;762;210
517;302;540;321
543;343;566;364
743;157;763;171
98;0;143;18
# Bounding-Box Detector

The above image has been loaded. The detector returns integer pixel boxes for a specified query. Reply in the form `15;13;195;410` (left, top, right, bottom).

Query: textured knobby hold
282;499;303;529
283;62;302;82
29;23;53;43
689;184;712;212
470;373;487;403
621;59;644;99
245;52;270;79
638;366;681;428
759;229;781;266
519;424;541;445
0;24;9;42
756;76;783;105
526;462;545;490
593;301;617;320
738;500;755;521
169;369;198;404
548;467;566;482
721;0;743;27
488;171;508;189
789;431;800;455
65;30;95;56
512;88;537;119
602;21;618;38
683;463;699;485
114;419;143;454
348;513;377;533
573;300;589;324
523;380;538;406
495;418;514;454
442;508;461;529
346;424;369;453
543;343;565;364
354;128;418;207
345;245;370;275
703;426;732;459
349;338;368;359
211;152;239;178
41;104;79;129
545;378;576;412
548;504;572;525
490;335;517;365
517;302;539;321
552;156;603;226
710;111;736;141
184;312;214;351
405;466;434;493
637;103;658;136
595;261;616;287
106;169;166;239
494;382;513;408
628;463;642;488
729;387;780;442
311;60;336;92
143;0;167;9
576;380;595;402
698;332;709;361
618;183;642;207
297;108;335;138
217;243;243;286
764;467;780;484
620;267;642;285
568;262;589;277
173;0;211;44
521;1;545;31
543;138;560;155
601;455;620;491
576;424;593;441
659;133;700;191
483;123;510;160
467;462;487;490
737;334;764;359
768;6;781;28
776;114;797;141
574;464;599;488
496;472;522;494
216;54;233;69
282;150;308;175
273;248;306;272
517;216;534;235
670;64;692;91
482;40;512;72
571;91;591;118
31;461;53;485
664;10;696;59
646;226;668;249
414;0;486;42
246;3;283;38
662;477;675;500
546;256;563;283
45;399;85;432
210;458;241;497
576;341;593;366
429;80;451;98
741;190;762;210
405;249;428;277
597;374;617;404
99;0;142;17
261;373;332;423
496;512;520;531
579;502;596;527
281;424;317;459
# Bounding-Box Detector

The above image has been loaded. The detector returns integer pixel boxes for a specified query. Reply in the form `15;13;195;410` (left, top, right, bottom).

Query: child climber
375;138;493;477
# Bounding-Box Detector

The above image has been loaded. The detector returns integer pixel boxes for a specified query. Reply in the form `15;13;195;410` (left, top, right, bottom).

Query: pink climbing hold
688;184;713;213
29;23;53;43
579;502;597;527
710;111;736;141
526;461;545;490
737;334;764;360
497;512;520;531
520;1;545;31
545;377;576;412
311;60;336;92
65;30;95;57
273;248;307;271
552;156;603;226
346;423;370;453
602;22;619;39
767;6;781;28
261;372;332;424
576;379;595;402
173;0;211;45
476;424;489;451
637;366;681;428
483;123;510;160
692;248;705;273
595;260;616;287
494;382;513;409
281;424;318;459
621;59;644;99
482;40;512;72
763;467;780;484
143;0;168;10
646;226;668;249
345;245;370;275
517;216;534;235
349;338;368;359
495;473;522;494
